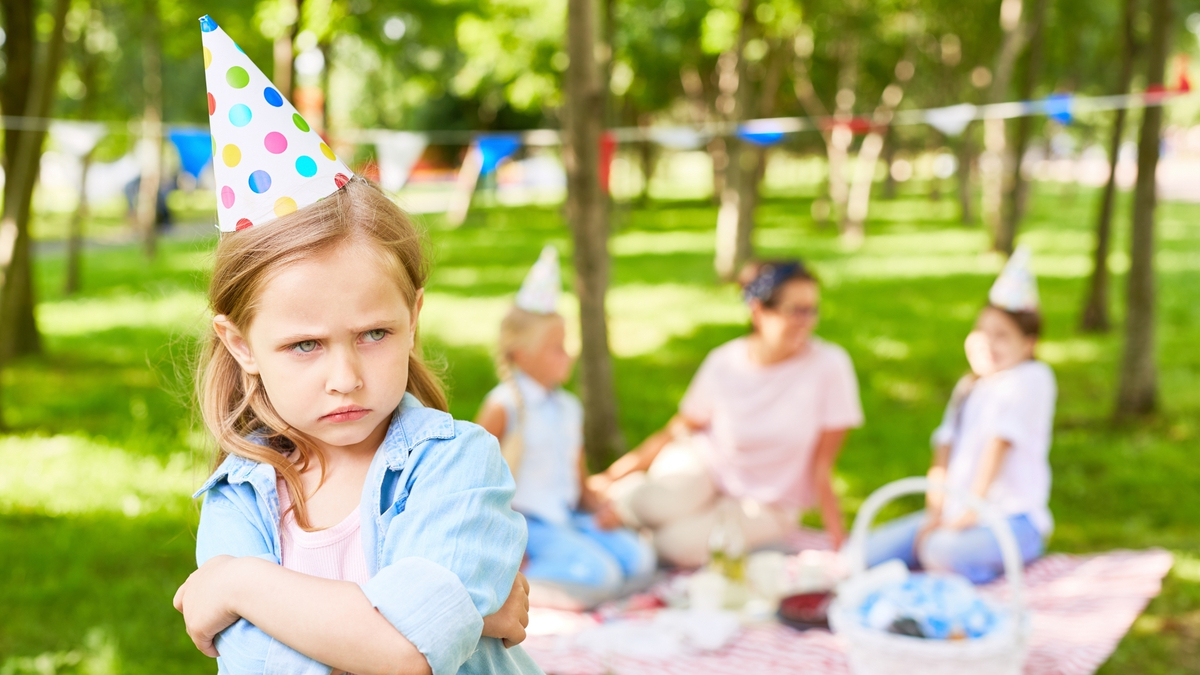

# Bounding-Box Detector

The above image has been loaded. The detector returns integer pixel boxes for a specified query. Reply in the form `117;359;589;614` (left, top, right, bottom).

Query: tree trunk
135;0;162;259
1081;0;1138;333
637;137;656;205
956;129;976;223
272;0;302;99
882;128;897;200
1115;0;1170;417
996;0;1050;254
66;152;95;296
791;48;840;226
981;0;1031;240
66;7;99;296
736;39;786;249
0;0;70;369
831;36;858;232
565;0;623;463
715;0;759;281
845;56;915;239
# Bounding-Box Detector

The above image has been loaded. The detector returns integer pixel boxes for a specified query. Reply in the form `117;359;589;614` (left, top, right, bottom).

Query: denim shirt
193;393;543;675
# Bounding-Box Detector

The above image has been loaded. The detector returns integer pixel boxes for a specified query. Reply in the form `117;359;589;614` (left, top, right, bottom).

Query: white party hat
988;245;1040;312
200;15;352;232
515;245;561;314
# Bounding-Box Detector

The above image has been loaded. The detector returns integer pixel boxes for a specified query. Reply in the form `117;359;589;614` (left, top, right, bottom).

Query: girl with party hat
476;246;655;609
866;246;1057;584
172;17;541;675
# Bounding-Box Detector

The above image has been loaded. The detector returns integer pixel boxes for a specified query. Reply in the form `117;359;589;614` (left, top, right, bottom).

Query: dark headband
742;262;803;304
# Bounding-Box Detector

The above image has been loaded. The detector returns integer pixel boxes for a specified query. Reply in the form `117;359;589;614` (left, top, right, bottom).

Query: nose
325;345;364;395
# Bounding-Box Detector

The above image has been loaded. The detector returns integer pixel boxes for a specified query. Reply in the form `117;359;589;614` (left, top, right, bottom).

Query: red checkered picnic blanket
522;547;1174;675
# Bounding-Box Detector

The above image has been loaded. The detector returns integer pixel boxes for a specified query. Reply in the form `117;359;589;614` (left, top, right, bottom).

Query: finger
197;633;220;659
520;612;529;628
172;585;185;613
502;638;514;649
188;631;208;657
520;573;530;594
511;625;527;646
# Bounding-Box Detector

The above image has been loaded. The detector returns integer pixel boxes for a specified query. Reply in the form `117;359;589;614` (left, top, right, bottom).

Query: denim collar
193;392;455;499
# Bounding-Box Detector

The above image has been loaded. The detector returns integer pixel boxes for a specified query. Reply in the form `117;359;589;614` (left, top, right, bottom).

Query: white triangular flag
926;103;977;137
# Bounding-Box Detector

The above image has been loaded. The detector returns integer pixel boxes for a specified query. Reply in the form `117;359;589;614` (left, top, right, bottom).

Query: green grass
2;184;1198;673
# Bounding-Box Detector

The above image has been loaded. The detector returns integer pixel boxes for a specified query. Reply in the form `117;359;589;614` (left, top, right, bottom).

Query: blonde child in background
477;247;656;609
867;246;1056;584
171;18;538;675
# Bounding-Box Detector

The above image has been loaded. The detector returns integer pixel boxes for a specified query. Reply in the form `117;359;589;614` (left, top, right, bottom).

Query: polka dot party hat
988;245;1040;312
200;15;351;232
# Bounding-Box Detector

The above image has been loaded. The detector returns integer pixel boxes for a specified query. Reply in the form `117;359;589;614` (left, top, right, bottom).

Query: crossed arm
173;555;530;675
177;428;532;675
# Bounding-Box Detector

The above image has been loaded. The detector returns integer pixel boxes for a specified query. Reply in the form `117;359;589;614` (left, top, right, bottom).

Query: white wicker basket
828;477;1031;675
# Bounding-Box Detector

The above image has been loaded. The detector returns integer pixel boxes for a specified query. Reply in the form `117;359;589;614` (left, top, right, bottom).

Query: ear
410;288;425;340
213;315;260;376
747;298;765;330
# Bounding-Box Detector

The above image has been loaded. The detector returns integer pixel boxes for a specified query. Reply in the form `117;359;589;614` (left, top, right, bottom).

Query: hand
585;473;613;495
592;500;624;531
943;511;978;531
828;528;846;551
913;515;941;558
482;572;530;648
172;555;244;658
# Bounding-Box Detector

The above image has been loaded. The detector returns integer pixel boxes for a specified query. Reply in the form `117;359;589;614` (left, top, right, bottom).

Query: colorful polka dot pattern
199;15;352;232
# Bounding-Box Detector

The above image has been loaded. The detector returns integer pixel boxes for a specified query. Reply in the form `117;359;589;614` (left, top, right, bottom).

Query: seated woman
590;259;864;567
477;247;655;608
866;246;1055;584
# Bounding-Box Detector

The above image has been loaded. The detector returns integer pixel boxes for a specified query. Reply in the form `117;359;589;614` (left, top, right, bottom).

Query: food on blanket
783;549;845;594
777;591;832;630
708;501;747;582
688;570;729;612
888;616;924;637
747;551;787;600
858;573;999;640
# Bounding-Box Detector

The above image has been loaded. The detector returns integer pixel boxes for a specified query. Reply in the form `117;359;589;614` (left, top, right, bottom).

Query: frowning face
215;242;419;455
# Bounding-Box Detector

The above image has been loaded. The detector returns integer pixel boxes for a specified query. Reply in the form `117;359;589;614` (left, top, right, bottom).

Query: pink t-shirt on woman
276;477;371;584
679;336;864;510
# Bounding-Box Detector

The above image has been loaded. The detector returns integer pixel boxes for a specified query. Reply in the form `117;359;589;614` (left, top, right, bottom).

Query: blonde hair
493;306;563;476
196;177;446;530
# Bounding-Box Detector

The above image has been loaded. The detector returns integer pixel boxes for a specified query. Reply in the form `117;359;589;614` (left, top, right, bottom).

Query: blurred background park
1;0;1200;672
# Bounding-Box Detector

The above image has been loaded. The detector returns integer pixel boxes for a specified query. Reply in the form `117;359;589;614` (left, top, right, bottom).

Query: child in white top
867;247;1055;584
477;247;655;608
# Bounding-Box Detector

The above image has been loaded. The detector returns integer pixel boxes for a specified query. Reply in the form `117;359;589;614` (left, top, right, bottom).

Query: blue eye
364;329;388;342
293;340;318;353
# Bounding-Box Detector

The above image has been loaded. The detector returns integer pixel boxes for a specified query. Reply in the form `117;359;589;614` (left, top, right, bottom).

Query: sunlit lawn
2;184;1198;673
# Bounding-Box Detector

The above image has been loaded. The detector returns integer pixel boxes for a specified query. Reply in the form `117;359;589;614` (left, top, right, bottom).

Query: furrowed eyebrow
275;321;399;347
276;333;326;348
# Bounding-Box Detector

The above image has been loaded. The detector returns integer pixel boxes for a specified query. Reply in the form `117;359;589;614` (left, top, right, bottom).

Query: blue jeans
865;511;1045;584
523;512;656;593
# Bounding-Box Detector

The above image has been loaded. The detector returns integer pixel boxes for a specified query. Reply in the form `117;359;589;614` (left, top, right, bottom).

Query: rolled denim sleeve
196;488;330;675
363;424;527;675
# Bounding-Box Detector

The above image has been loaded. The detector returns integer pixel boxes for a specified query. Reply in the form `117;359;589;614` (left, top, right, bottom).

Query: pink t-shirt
277;477;371;584
679;336;864;510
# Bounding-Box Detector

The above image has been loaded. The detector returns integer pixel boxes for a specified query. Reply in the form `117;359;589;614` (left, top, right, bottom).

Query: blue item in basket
858;573;998;640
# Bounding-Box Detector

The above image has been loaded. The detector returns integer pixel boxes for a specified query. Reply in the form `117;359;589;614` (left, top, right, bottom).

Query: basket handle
841;476;1024;615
